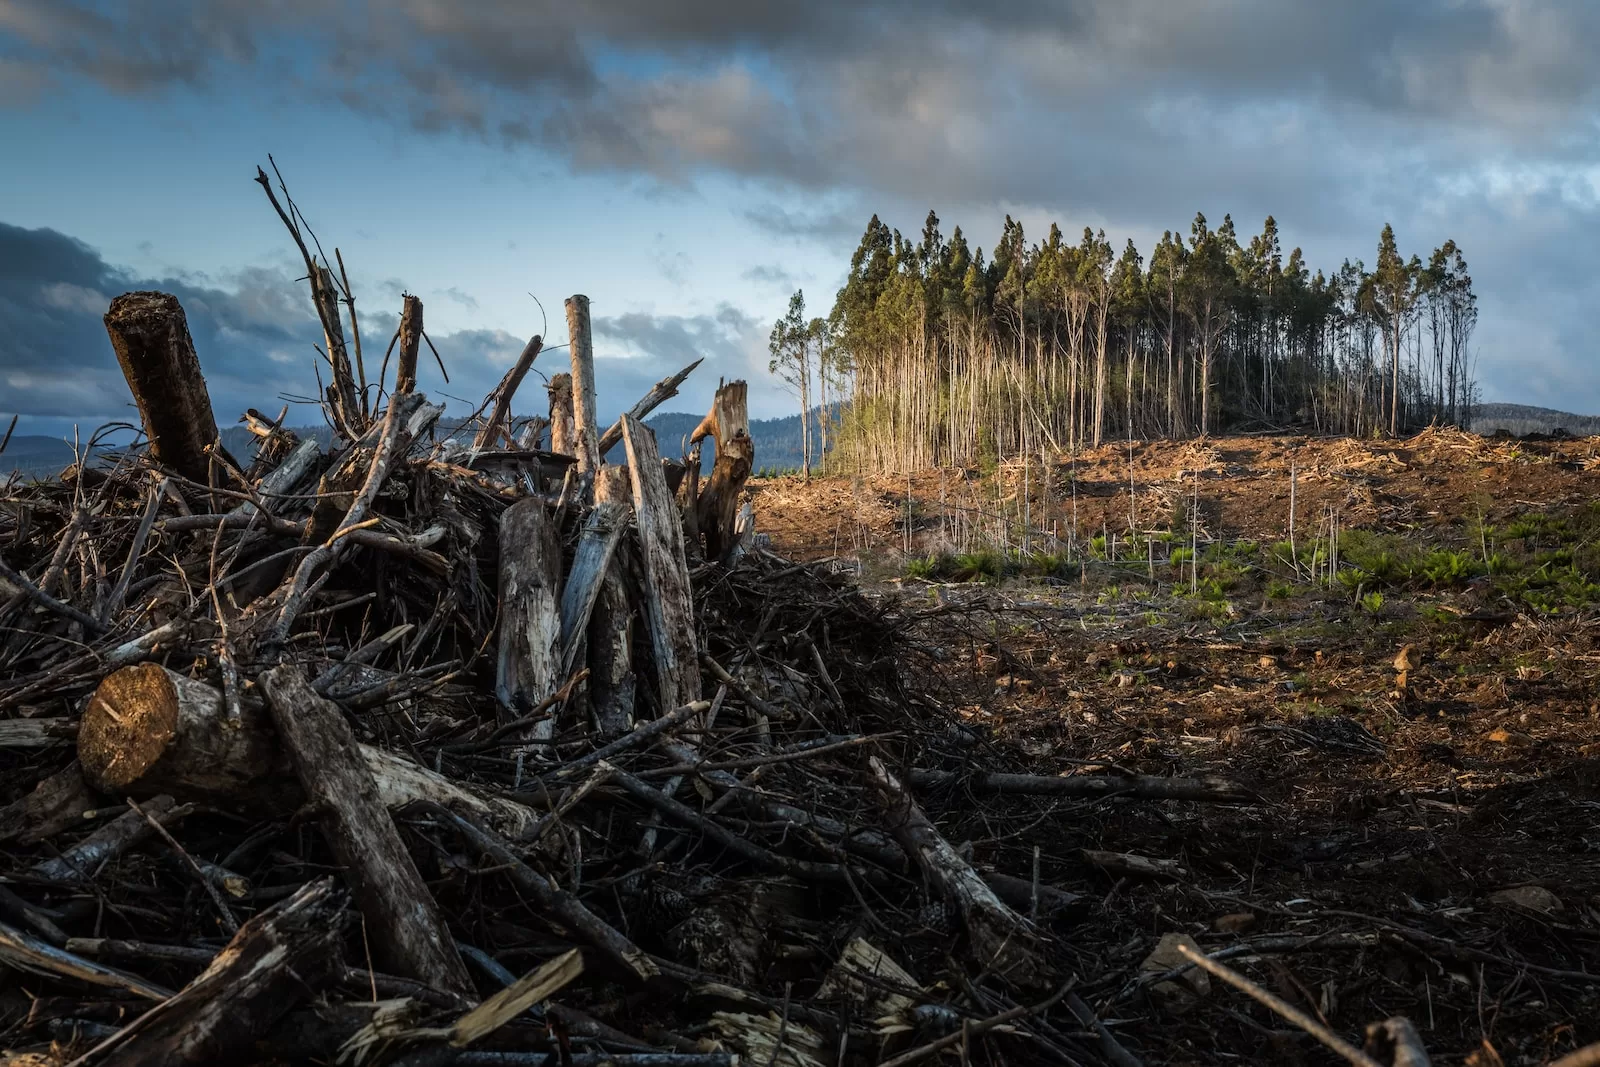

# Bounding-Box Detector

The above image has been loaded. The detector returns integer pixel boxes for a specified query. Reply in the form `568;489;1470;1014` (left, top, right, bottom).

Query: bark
259;664;474;998
565;295;601;478
103;291;220;484
396;294;424;395
690;381;754;561
75;879;349;1066
547;373;576;457
496;498;563;742
620;416;702;716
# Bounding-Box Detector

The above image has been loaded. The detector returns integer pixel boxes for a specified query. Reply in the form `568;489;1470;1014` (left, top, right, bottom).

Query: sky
4;0;1600;441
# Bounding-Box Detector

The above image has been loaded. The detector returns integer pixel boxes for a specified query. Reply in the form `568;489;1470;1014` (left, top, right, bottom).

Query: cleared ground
753;429;1600;1065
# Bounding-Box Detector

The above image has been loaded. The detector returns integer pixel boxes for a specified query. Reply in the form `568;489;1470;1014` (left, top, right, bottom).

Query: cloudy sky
3;0;1599;440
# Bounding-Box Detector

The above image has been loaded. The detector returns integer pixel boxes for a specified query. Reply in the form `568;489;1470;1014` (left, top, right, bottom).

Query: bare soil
751;429;1600;1065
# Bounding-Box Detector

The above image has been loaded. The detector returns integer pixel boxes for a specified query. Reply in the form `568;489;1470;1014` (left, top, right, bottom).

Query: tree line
769;211;1478;474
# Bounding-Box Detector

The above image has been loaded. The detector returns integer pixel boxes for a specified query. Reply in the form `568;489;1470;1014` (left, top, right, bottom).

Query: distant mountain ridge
1471;403;1600;437
1;409;819;481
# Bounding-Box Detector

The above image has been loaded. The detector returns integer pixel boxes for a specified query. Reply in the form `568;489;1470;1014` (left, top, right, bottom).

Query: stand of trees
771;212;1478;473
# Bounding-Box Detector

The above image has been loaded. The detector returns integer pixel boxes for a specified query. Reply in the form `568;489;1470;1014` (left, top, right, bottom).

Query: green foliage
1358;591;1385;615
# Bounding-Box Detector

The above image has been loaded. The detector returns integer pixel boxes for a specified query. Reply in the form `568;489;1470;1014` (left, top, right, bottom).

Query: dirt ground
750;429;1600;1065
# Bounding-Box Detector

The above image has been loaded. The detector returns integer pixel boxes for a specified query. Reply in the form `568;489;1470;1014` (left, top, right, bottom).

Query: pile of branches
0;167;1519;1067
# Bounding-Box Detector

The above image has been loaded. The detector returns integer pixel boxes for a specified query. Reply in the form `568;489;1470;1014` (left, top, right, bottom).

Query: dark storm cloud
8;0;1600;406
0;222;759;432
0;221;319;425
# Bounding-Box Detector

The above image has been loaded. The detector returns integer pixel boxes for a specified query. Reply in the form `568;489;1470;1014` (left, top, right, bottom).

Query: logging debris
0;165;1470;1066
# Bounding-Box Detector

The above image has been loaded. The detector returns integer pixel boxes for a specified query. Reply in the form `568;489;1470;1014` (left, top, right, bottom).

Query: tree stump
104;291;220;483
691;380;754;561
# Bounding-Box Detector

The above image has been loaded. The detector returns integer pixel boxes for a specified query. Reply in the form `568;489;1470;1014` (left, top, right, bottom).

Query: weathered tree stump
588;467;636;737
566;294;601;479
395;293;424;394
103;291;220;484
691;380;754;561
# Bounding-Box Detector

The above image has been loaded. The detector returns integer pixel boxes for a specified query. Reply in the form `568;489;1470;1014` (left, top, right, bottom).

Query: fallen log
0;921;173;1002
64;879;348;1066
907;769;1253;804
103;291;220;484
77;664;541;837
259;664;474;998
869;756;1047;986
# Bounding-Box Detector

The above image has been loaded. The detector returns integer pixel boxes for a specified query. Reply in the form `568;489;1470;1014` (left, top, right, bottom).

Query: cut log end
79;663;183;795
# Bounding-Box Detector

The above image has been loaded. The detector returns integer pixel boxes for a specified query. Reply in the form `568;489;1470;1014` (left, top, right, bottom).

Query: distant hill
0;435;82;482
3;409;823;481
1471;403;1600;437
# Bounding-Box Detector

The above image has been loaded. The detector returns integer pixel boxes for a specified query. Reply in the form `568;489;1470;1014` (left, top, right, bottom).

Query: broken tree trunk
104;291;220;484
565;294;601;479
548;373;576;457
588;467;636;738
496;498;563;744
77;664;540;836
473;334;544;449
597;358;705;458
868;756;1047;986
621;416;702;717
396;294;423;395
314;264;362;437
559;500;628;673
691;380;754;561
74;879;348;1066
259;664;474;999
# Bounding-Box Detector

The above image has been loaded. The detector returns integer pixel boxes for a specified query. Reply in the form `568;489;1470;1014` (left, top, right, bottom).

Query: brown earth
750;429;1600;1065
